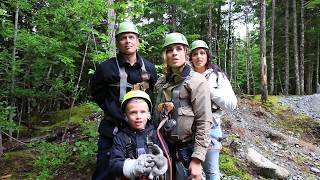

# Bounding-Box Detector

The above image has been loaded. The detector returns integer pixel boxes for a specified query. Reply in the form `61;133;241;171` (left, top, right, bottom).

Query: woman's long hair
190;48;225;77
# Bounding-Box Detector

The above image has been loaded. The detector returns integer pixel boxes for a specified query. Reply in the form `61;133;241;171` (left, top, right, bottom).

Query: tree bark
170;4;177;32
208;0;213;55
107;0;116;55
300;0;305;94
306;59;313;94
0;130;3;154
230;36;234;82
284;0;290;95
270;0;276;95
216;5;222;66
293;0;301;95
317;38;320;88
9;6;19;142
260;0;268;102
245;10;251;94
224;0;232;73
62;34;90;141
316;38;320;93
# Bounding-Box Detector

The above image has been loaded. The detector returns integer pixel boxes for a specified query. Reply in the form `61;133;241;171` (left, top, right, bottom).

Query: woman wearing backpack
154;33;213;180
190;40;237;180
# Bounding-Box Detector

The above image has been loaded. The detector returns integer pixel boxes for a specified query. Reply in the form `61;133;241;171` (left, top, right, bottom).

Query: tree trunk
215;27;221;66
224;0;232;73
0;130;3;154
171;4;177;32
216;5;222;66
62;34;90;141
107;0;116;56
230;36;234;82
300;0;305;94
260;0;268;102
293;0;301;95
233;37;238;88
208;0;213;55
317;38;320;87
284;0;290;95
9;6;19;142
270;0;276;95
306;59;313;94
317;38;320;93
245;10;251;94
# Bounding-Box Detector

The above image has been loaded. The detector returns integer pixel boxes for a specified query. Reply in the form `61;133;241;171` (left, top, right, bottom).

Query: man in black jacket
90;21;157;180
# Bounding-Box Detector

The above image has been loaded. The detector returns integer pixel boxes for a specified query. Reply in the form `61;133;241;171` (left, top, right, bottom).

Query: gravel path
278;94;320;120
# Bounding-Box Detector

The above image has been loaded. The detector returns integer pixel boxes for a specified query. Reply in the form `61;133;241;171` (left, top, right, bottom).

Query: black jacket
109;124;161;177
90;53;157;137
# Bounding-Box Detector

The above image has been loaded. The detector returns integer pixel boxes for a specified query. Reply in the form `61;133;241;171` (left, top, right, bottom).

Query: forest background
0;0;320;179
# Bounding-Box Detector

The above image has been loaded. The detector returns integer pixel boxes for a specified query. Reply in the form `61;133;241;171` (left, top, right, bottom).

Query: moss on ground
1;150;36;179
220;149;252;179
1;102;100;179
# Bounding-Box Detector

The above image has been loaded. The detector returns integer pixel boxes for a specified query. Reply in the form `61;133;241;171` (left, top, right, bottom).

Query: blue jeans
91;135;114;180
203;125;222;180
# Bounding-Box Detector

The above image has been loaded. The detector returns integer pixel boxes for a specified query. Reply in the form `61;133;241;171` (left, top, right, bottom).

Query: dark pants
92;135;114;180
168;142;193;179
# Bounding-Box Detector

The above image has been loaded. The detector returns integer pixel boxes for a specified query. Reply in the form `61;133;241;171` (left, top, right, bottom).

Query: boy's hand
148;144;168;179
123;154;155;178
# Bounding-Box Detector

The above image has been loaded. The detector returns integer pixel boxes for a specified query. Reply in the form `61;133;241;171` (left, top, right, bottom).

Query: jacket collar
166;63;191;83
117;52;143;67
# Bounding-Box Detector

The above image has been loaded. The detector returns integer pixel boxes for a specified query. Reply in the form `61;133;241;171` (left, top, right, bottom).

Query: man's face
125;99;149;130
116;32;139;55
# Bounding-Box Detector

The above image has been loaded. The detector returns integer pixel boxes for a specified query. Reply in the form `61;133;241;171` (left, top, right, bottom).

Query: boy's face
125;99;149;130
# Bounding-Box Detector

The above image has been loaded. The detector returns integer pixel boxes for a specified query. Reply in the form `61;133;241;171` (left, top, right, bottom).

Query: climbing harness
109;56;150;102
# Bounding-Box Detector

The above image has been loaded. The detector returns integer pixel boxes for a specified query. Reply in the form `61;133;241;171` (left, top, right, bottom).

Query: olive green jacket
154;66;212;162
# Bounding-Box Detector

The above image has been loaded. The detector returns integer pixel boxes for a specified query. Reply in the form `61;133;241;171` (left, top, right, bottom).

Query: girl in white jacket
190;40;237;180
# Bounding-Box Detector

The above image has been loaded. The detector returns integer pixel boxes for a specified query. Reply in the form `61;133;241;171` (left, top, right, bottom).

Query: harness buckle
133;82;149;91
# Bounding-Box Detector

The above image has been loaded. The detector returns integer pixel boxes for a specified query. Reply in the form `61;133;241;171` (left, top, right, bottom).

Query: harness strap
171;81;184;122
115;56;148;101
125;135;135;159
125;130;154;159
146;130;154;154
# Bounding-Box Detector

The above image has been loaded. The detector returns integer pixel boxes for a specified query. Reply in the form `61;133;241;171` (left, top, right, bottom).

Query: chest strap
112;57;148;101
125;130;154;159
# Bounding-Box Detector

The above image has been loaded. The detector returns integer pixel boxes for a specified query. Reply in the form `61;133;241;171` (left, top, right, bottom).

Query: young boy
109;90;168;179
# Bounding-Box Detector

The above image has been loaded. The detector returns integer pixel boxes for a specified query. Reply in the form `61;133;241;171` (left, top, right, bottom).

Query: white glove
123;154;155;178
148;144;168;179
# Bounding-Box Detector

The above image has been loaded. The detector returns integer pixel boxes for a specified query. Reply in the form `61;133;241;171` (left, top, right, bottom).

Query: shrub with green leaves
0;102;17;131
31;141;71;179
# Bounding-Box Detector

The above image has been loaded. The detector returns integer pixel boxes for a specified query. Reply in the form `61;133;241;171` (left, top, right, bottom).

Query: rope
156;117;172;180
0;130;27;145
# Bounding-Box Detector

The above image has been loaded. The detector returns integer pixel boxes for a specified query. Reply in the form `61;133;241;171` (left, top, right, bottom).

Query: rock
246;148;290;179
310;166;320;174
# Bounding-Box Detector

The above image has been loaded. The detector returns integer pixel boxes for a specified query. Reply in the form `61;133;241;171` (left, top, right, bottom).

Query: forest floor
0;95;320;179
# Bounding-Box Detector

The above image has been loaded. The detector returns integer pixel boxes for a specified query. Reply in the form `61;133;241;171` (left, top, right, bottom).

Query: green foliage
30;141;71;179
0;102;17;130
306;0;320;9
72;140;97;169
